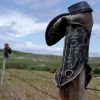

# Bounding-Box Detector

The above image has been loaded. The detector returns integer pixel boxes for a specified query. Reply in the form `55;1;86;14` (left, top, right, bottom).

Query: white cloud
0;33;100;56
26;41;39;48
9;40;63;55
0;11;48;37
89;52;100;57
92;24;100;35
11;40;100;56
93;24;100;31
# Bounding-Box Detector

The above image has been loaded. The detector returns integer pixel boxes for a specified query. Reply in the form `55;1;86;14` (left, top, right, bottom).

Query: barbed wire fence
4;82;21;100
7;70;58;99
0;62;100;100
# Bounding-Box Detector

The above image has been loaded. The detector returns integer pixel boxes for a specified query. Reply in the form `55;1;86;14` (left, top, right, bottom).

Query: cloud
9;40;63;55
12;40;100;56
0;11;48;37
92;24;100;35
93;24;100;31
89;51;100;57
0;33;100;57
25;41;39;48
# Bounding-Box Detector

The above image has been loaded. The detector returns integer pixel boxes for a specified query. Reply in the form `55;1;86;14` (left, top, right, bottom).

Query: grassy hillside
0;49;61;71
0;49;100;74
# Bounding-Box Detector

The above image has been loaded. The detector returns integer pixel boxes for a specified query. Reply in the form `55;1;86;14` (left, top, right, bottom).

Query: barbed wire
0;81;20;100
27;70;52;80
86;87;100;92
0;71;99;100
25;70;100;93
5;82;21;100
6;70;59;100
0;61;100;100
6;70;100;92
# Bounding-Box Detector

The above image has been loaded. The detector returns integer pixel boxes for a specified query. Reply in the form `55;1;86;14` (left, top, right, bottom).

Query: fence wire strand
6;70;59;100
27;70;52;80
5;82;21;100
0;62;100;100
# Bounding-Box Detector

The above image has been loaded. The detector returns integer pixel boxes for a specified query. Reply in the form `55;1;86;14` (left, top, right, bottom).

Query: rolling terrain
0;49;100;74
0;49;100;100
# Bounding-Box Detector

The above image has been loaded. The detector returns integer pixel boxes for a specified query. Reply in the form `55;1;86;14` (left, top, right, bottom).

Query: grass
86;77;100;100
0;49;100;74
2;69;58;100
0;49;100;99
0;49;62;71
0;69;99;100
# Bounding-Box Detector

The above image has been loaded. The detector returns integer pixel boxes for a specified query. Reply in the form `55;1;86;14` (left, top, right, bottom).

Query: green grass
0;49;100;74
0;49;61;72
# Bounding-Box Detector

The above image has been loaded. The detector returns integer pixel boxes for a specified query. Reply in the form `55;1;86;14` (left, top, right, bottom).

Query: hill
0;49;61;71
0;49;100;74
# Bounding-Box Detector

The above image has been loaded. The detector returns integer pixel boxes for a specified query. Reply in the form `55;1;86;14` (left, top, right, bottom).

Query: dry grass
0;69;99;100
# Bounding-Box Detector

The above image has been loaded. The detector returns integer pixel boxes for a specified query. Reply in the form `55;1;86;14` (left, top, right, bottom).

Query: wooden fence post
59;68;85;100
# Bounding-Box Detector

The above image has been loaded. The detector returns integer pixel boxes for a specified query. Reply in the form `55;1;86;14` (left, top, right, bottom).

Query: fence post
59;68;85;100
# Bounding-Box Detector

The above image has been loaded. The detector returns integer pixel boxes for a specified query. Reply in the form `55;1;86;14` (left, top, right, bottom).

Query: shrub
93;68;100;74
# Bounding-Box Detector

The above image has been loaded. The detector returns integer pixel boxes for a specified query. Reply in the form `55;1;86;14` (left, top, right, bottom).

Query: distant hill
0;49;61;60
0;49;61;71
0;49;100;74
0;49;100;60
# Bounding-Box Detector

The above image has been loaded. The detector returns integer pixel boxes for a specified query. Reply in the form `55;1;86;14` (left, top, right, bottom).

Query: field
0;49;100;100
0;50;62;71
0;50;100;74
0;69;99;100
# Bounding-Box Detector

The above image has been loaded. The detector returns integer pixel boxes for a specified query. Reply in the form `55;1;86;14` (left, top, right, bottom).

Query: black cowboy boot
45;1;93;88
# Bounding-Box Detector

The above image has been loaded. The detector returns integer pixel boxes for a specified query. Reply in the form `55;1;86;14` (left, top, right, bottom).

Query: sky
0;0;100;56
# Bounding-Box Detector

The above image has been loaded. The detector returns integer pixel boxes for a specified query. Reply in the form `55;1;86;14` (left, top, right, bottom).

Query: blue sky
0;0;100;56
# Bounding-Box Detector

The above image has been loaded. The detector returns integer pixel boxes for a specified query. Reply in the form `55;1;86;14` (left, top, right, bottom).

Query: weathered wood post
59;67;85;100
45;1;93;100
0;43;12;89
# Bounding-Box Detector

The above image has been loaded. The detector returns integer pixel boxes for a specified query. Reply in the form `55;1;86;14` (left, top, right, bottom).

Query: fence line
0;55;100;100
86;87;100;92
6;70;100;93
26;70;100;92
5;82;21;100
0;68;99;100
0;81;20;100
27;70;52;80
6;70;58;100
